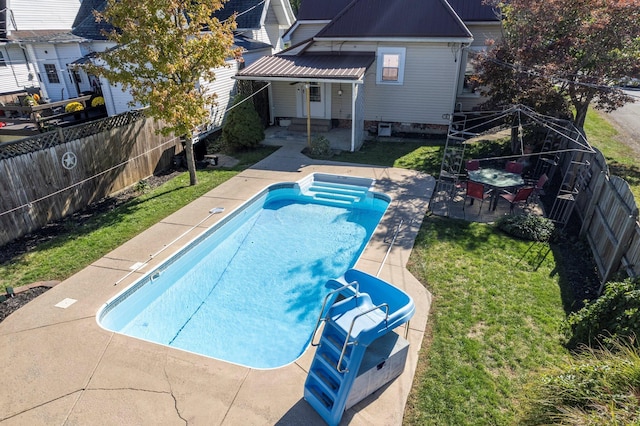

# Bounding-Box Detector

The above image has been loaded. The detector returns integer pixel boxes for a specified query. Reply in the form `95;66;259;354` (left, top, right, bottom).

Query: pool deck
0;130;435;425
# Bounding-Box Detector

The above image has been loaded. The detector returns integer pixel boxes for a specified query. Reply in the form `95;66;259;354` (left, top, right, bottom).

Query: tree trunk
573;104;588;134
184;136;198;186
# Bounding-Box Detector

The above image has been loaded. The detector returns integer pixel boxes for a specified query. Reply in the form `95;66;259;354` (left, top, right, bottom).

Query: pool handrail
311;281;359;347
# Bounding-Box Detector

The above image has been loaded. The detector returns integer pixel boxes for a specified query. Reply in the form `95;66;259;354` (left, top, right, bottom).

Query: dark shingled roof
71;0;267;41
296;0;353;21
234;34;272;51
214;0;266;29
446;0;500;22
315;0;471;39
237;53;375;80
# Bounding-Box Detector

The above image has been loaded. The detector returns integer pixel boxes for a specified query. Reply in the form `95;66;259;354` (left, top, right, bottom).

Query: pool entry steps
304;269;415;425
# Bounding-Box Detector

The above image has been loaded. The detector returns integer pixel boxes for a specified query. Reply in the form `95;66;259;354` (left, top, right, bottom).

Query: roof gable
315;0;472;39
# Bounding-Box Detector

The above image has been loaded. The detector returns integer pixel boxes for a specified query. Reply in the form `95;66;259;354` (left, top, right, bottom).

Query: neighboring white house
3;0;294;131
236;0;501;151
0;0;82;96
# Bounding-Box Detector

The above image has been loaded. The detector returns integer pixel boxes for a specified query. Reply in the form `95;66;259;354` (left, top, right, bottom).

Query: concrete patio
0;129;436;425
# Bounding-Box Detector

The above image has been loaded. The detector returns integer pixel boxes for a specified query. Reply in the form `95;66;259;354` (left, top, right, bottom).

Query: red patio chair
505;161;524;174
465;159;480;171
499;186;534;213
464;181;492;215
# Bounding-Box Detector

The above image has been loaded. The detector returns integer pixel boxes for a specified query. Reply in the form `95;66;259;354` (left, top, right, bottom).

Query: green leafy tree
91;0;237;185
476;0;640;130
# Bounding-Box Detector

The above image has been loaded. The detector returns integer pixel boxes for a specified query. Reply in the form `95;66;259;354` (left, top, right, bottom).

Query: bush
309;135;332;158
561;279;640;350
221;94;264;151
519;341;640;425
496;214;555;242
65;102;84;113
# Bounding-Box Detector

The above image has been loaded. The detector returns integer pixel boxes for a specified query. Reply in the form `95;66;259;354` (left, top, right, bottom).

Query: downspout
267;81;274;125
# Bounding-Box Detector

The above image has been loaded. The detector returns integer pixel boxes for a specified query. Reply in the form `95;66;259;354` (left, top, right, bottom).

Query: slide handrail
311;281;360;347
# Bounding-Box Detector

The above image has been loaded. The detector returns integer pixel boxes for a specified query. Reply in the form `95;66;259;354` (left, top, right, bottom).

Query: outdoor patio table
468;168;525;210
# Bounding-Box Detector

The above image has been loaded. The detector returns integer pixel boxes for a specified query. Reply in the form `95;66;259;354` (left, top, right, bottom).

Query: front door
302;82;325;118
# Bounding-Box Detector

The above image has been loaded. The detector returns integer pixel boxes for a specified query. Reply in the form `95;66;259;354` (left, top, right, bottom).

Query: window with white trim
44;64;60;84
376;47;406;85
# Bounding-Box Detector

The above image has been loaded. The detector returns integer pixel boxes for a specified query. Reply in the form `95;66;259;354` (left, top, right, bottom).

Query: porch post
351;82;356;152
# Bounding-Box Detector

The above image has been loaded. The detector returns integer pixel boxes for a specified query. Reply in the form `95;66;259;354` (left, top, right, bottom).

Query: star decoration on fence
61;151;78;170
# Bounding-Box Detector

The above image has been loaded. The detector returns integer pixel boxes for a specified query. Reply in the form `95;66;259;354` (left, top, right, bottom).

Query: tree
476;0;640;130
91;0;237;185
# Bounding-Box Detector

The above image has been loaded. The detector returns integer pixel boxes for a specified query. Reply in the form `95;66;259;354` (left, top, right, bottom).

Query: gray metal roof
236;53;375;80
315;0;471;39
8;30;86;43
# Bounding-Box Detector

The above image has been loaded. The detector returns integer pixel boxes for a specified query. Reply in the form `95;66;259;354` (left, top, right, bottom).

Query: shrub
561;278;640;350
91;96;105;107
65;102;84;113
519;341;640;425
221;94;264;151
309;135;332;158
496;214;555;242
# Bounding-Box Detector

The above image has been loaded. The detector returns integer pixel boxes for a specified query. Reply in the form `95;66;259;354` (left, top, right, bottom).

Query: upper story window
376;47;406;85
44;64;60;84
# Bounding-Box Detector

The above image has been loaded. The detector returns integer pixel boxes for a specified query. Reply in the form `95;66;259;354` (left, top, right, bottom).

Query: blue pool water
98;174;390;369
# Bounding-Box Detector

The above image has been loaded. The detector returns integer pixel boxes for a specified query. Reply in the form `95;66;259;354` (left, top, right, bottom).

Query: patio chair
499;186;534;213
463;181;492;215
465;159;480;171
531;173;549;202
505;161;524;174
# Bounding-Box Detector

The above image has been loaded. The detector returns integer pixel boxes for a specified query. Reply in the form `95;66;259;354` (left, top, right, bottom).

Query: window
0;51;5;67
309;83;321;102
376;47;406;85
44;64;60;83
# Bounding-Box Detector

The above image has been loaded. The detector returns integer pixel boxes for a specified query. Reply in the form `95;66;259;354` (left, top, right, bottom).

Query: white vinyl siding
288;23;327;46
0;45;37;93
466;23;502;48
271;81;298;118
6;0;81;33
198;60;239;129
364;44;459;125
330;83;352;120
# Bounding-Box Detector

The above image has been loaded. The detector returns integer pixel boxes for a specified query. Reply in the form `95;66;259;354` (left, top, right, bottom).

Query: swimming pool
97;174;390;369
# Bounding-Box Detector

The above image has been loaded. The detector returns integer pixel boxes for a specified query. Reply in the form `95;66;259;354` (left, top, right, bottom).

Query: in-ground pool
97;174;390;369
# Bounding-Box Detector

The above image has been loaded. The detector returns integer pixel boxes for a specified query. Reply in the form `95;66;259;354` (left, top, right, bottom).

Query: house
235;0;501;151
0;0;82;98
2;0;294;132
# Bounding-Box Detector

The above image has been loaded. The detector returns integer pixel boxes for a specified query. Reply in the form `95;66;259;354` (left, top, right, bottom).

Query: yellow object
91;96;105;107
65;102;84;113
32;94;40;102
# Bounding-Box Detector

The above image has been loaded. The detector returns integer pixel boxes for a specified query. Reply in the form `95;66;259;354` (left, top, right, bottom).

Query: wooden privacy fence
576;148;640;291
0;112;181;245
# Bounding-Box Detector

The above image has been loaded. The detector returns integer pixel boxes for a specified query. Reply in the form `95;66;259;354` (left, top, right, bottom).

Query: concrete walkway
0;131;435;425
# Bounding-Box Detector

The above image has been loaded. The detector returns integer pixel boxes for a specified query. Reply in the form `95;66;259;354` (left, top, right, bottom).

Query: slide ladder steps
304;292;387;426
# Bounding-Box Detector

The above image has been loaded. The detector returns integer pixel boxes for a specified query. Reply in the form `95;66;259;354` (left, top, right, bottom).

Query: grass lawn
403;216;569;424
584;109;640;202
